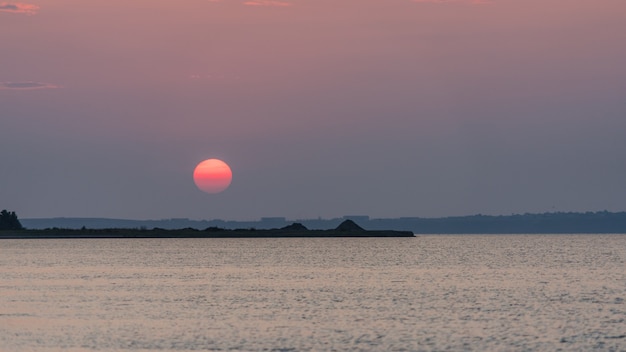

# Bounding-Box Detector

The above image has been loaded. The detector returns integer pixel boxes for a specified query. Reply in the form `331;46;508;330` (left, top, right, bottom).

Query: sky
1;0;625;221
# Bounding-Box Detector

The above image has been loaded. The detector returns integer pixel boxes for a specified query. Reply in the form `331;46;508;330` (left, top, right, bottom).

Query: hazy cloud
0;2;39;14
412;0;493;4
243;1;292;7
0;81;60;90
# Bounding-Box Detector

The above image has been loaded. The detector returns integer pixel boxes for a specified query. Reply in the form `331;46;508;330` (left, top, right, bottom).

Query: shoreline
0;228;415;239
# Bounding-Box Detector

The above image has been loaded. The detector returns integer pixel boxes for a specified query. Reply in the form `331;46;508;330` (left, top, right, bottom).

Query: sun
193;159;233;194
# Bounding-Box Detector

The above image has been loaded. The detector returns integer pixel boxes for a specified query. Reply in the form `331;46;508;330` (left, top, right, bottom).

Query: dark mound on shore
281;223;308;231
335;219;365;232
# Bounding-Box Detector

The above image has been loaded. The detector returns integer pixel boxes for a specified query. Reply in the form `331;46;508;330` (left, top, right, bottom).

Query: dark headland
0;219;415;239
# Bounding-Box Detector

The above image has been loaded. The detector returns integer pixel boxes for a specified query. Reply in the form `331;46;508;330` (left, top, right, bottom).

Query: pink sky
1;0;625;220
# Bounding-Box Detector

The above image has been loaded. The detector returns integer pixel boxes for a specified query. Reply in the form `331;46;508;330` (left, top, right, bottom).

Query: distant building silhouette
19;211;626;233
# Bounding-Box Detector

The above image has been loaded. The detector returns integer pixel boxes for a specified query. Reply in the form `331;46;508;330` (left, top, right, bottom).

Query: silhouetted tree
0;210;23;230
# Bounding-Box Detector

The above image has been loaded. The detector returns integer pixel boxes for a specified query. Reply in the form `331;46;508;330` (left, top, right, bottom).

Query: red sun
193;159;233;194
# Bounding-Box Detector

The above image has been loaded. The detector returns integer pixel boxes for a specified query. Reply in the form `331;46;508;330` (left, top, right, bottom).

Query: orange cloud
0;81;60;90
0;2;39;14
243;1;292;7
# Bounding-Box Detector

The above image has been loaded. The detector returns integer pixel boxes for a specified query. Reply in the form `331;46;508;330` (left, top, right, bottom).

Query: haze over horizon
2;0;625;221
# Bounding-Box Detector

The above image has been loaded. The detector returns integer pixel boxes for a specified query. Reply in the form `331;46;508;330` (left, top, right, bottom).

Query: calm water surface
1;235;625;351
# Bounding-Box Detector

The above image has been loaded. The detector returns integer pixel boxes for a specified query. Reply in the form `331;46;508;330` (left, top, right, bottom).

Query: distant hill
21;211;626;233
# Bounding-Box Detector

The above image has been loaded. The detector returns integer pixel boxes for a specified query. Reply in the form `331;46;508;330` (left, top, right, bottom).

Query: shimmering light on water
1;235;625;351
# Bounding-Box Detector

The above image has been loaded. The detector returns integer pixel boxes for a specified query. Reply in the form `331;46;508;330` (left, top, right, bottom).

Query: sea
1;235;625;351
